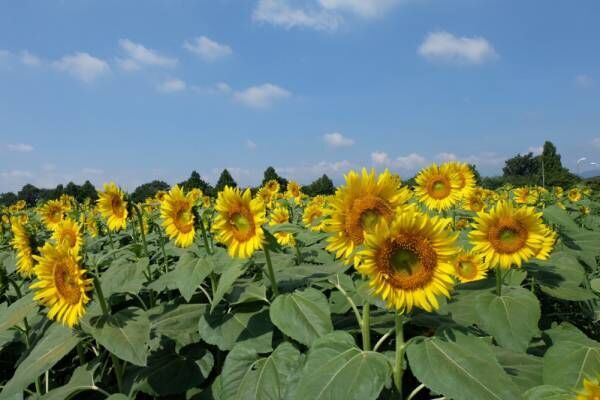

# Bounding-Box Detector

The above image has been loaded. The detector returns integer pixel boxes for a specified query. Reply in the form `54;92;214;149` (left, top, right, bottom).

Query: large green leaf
83;307;150;367
406;333;521;400
543;206;580;232
101;257;148;298
228;283;269;305
493;346;543;393
475;286;541;352
198;305;273;353
0;293;37;333
293;331;390;400
211;260;246;311
220;342;303;400
542;324;600;390
0;324;80;399
523;385;572;400
40;363;100;400
149;303;207;348
270;288;333;346
173;252;215;302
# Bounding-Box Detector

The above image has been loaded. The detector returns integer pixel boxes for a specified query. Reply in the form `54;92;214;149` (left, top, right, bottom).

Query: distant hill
580;169;600;179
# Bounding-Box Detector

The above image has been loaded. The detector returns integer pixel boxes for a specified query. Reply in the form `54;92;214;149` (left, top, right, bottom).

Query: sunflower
455;218;470;230
213;186;266;259
160;186;196;248
414;163;462;211
51;219;83;255
155;190;167;202
10;219;35;278
264;179;280;194
357;208;459;313
568;188;582;202
452;250;487;283
553;186;564;198
303;202;327;232
513;187;539;205
580;206;591;216
15;200;27;211
577;375;600;400
97;182;128;231
535;225;557;260
269;206;295;246
256;186;275;209
448;161;476;199
80;211;99;238
286;181;304;204
30;243;92;327
325;168;412;263
201;195;212;209
38;200;66;230
189;188;203;204
466;194;485;212
469;201;549;269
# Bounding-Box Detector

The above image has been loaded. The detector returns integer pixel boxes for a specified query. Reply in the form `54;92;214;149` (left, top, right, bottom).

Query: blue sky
1;0;599;192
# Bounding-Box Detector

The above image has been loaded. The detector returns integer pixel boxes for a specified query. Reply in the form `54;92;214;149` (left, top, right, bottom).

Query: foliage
302;174;336;196
215;169;237;192
130;180;170;203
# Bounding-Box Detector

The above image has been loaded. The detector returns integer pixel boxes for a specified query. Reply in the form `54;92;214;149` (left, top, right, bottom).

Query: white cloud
0;49;10;59
183;36;232;61
371;151;389;164
118;39;177;70
7;143;34;152
215;82;232;94
592;138;600;149
319;0;400;17
20;50;41;66
528;146;543;156
575;74;594;88
323;132;354;147
393;153;427;170
157;78;186;93
435;152;458;162
233;83;290;109
418;31;497;64
53;52;110;82
246;139;257;150
253;0;341;30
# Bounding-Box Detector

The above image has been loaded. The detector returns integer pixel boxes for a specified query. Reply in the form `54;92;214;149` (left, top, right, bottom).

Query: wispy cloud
323;132;354;147
183;36;232;61
233;83;290;109
157;78;187;93
371;151;427;170
20;50;41;67
418;31;497;64
117;39;177;71
53;52;110;82
592;137;600;150
246;139;258;150
7;143;34;152
575;74;594;88
253;0;341;30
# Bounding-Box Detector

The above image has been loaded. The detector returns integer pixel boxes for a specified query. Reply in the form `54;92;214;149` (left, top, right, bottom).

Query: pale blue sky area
1;0;599;191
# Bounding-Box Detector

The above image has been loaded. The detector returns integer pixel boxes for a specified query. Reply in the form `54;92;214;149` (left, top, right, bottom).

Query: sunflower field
0;162;599;400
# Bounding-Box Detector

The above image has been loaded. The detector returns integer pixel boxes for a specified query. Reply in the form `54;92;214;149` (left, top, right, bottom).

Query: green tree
303;174;336;196
17;184;41;206
131;180;170;203
215;169;237;193
0;192;17;206
538;141;580;187
179;171;214;196
469;164;482;186
79;180;98;201
262;166;288;191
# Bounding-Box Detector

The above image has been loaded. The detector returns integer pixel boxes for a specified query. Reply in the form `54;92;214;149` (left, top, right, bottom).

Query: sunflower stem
198;217;213;255
107;229;115;250
495;267;503;296
109;353;124;393
131;204;149;259
361;302;371;351
294;240;302;265
263;244;279;298
76;342;86;366
393;312;405;398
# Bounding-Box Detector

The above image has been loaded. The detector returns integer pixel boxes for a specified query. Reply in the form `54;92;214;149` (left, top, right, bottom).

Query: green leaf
444;282;494;327
1;324;80;399
149;303;207;348
270;288;333;346
101;257;148;299
83;307;150;367
523;385;572;400
406;333;521;400
220;342;303;400
228;283;269;305
293;331;390;400
591;278;600;293
475;286;541;352
542;327;600;390
211;260;246;312
493;346;543;393
40;363;100;400
173;252;215;302
198;305;273;353
543;205;580;232
0;293;37;333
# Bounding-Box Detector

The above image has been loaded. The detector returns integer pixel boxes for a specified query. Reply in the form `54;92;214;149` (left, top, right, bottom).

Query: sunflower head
447;161;476;199
256;187;275;209
414;163;462;211
51;218;83;255
269;206;295;246
15;200;27;211
577;375;600;400
286;181;304;203
160;186;196;248
38;200;66;230
568;188;583;202
265;179;280;194
325;168;412;263
469;201;550;269
30;243;92;327
303;202;327;232
188;188;203;204
513;187;539;205
452;250;487;283
10;219;35;278
97;182;128;231
201;195;212;208
580;206;591;216
357;209;459;313
467;194;485;212
213;186;267;259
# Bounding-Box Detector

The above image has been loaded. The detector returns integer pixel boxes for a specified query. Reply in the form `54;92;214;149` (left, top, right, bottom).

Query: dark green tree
179;171;214;196
469;164;482;186
131;180;170;203
0;192;17;206
262;167;288;191
17;184;41;206
303;174;336;196
79;181;98;201
538;141;580;187
502;152;539;178
215;169;237;193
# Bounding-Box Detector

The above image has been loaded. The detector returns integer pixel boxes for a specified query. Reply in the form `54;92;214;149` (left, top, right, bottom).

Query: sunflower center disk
54;263;82;305
230;210;255;241
427;177;451;199
378;235;437;290
390;248;420;276
111;196;124;218
346;195;393;244
488;219;528;253
174;205;194;233
457;260;477;279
